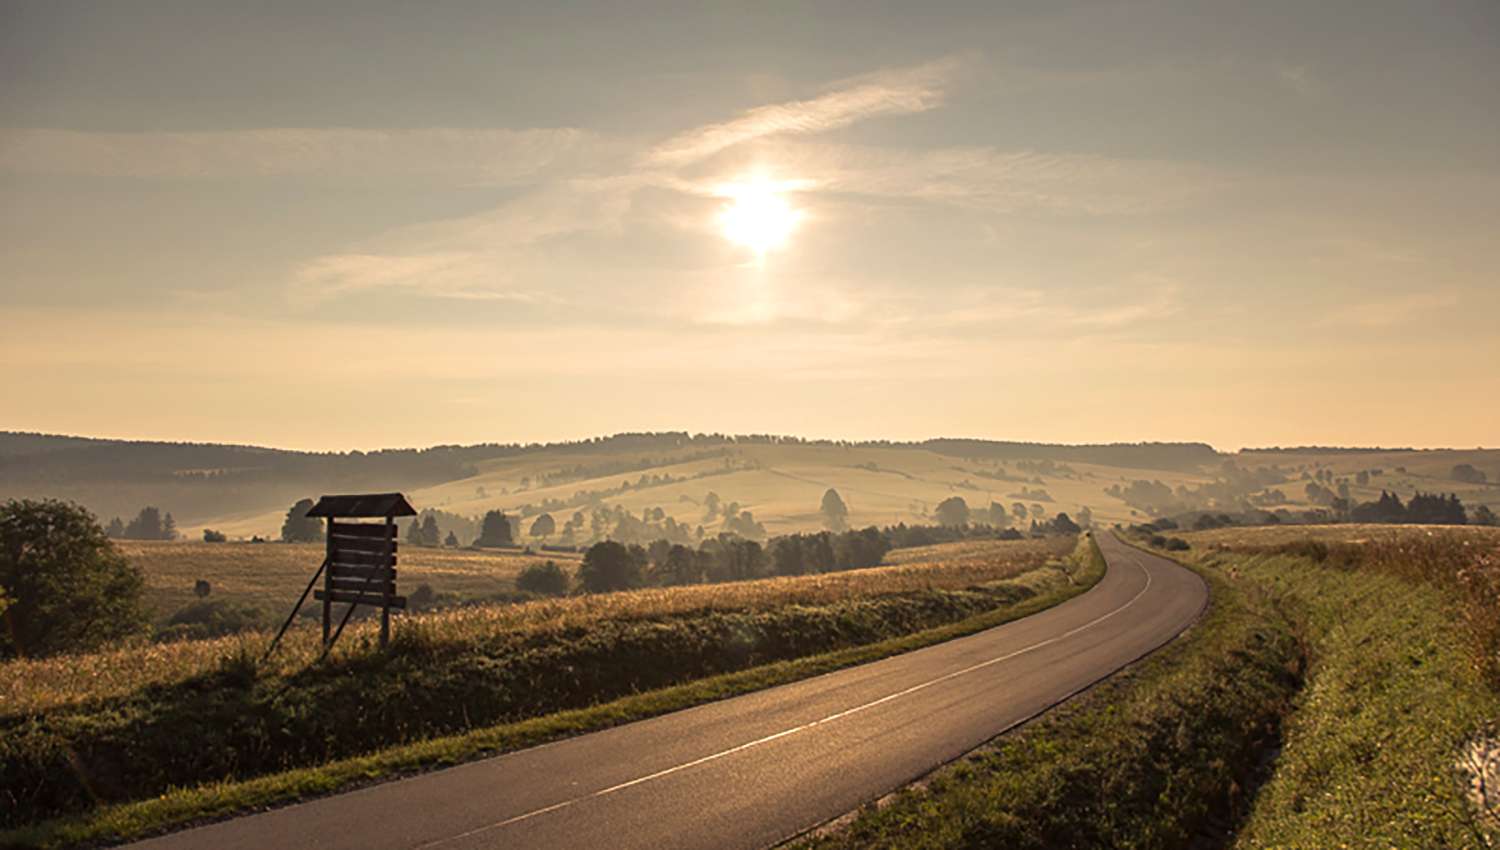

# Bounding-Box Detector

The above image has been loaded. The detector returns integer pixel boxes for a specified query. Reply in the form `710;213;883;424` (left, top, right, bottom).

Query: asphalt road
129;533;1207;850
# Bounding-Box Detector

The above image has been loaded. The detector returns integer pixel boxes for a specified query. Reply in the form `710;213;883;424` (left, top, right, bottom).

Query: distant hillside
920;439;1220;471
2;431;1495;541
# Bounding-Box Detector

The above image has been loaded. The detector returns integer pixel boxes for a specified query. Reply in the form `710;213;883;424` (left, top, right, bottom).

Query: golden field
117;539;579;622
1;535;1075;716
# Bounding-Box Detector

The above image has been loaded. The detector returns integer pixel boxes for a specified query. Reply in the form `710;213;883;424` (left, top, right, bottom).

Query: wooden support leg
323;518;333;645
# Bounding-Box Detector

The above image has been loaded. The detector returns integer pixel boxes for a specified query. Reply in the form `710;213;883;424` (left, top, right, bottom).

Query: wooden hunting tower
264;492;418;658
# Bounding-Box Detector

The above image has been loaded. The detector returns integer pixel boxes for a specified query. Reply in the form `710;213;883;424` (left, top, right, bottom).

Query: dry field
1179;522;1500;550
118;540;580;622
2;535;1075;716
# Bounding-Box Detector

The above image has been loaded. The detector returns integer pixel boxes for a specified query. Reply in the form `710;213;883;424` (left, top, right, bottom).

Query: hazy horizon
4;1;1498;451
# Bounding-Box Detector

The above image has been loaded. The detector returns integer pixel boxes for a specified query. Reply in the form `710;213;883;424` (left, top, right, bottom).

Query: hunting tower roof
305;493;417;518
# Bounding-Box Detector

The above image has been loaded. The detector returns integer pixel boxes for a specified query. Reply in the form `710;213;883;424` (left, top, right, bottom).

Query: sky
2;0;1497;452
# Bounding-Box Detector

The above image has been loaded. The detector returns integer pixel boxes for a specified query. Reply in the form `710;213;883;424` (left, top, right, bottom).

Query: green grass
796;558;1301;850
1186;540;1500;847
1;537;1104;849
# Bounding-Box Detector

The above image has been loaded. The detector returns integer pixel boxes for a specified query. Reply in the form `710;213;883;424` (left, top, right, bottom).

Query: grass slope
1181;528;1500;847
2;537;1101;848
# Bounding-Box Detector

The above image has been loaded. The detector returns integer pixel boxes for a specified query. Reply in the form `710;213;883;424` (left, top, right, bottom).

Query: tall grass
1191;524;1500;685
1;537;1069;716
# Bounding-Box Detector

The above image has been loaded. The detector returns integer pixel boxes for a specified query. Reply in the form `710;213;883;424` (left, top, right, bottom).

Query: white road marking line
416;552;1153;849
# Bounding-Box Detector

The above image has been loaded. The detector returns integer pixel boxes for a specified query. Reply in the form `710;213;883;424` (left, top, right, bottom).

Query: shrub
578;541;643;593
516;561;569;596
0;499;147;658
157;600;266;641
202;529;227;543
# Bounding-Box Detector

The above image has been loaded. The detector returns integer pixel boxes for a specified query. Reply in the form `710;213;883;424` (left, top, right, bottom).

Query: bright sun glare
717;176;804;256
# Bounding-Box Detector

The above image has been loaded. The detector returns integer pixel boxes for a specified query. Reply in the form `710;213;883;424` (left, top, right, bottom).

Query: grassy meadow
117;539;577;625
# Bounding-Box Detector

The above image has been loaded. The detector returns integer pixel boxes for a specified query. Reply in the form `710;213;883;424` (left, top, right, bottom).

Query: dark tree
105;517;124;539
280;498;322;543
516;561;570;596
1473;504;1498;526
934;496;970;527
820;488;849;532
0;499;147;658
420;514;441;547
531;513;557;539
202;529;227;543
578;541;643;593
772;536;807;576
161;512;178;541
1051;512;1081;534
445;530;459;547
475;510;515;547
123;507;164;540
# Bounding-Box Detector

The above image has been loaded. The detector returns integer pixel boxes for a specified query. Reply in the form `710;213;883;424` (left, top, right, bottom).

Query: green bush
515;561;569;596
0;499;147;658
156;600;267;641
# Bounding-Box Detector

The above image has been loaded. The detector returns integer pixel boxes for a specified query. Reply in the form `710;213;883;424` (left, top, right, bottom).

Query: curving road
128;533;1207;850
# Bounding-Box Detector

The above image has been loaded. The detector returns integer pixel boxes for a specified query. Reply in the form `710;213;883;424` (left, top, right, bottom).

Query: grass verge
795;557;1302;850
1187;539;1500;848
2;538;1105;849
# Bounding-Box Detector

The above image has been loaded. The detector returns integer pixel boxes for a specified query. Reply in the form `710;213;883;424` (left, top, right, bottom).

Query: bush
202;529;227;543
157;600;266;641
516;561;569;596
578;541;643;593
0;499;147;658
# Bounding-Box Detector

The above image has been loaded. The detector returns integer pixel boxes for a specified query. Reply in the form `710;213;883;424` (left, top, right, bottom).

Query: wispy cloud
742;141;1223;215
643;57;964;167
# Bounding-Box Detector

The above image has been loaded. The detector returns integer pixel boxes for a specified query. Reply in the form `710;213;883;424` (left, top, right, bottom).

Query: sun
716;175;804;256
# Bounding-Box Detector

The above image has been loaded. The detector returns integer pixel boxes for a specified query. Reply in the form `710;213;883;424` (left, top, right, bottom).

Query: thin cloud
643;57;963;167
753;142;1224;215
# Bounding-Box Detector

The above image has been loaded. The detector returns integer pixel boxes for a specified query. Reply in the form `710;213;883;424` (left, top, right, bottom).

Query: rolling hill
2;432;1496;542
